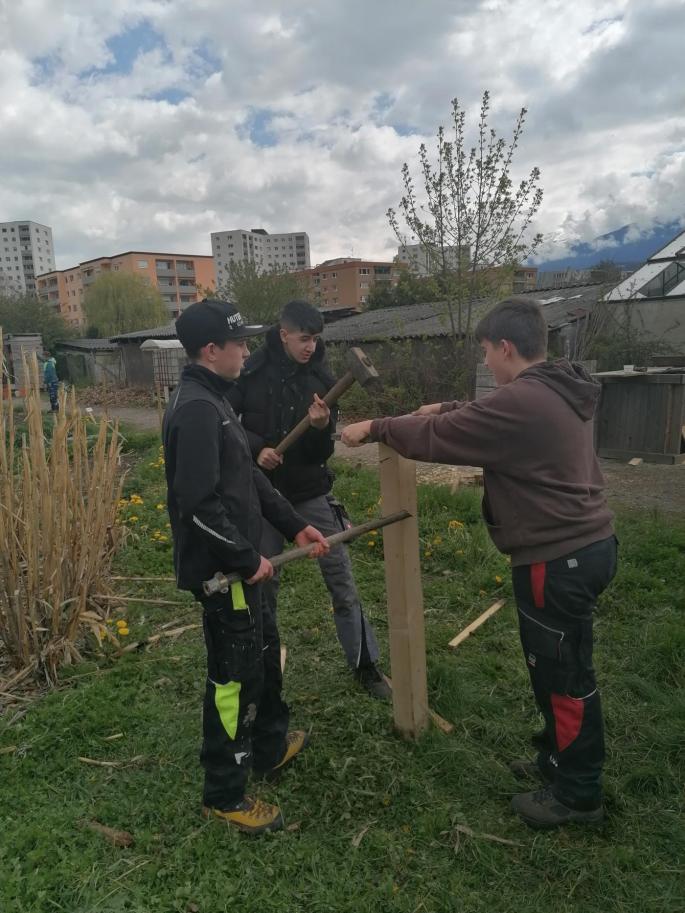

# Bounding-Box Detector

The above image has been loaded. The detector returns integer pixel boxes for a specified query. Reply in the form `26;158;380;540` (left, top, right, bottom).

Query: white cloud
0;0;683;270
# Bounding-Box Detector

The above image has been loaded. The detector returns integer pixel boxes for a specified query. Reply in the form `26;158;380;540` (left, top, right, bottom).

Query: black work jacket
162;364;306;593
228;326;337;504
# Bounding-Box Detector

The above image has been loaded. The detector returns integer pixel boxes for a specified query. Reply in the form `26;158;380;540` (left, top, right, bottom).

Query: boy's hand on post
257;447;283;470
308;393;330;429
412;402;442;416
341;421;372;448
246;555;274;584
294;525;330;557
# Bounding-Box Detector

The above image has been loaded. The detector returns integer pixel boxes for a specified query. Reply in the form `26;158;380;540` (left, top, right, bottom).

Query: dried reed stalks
0;340;124;683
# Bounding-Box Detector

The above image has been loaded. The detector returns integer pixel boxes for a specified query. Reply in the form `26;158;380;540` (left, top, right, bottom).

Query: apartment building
36;251;216;326
0;221;55;295
211;228;310;285
296;258;404;312
397;242;470;277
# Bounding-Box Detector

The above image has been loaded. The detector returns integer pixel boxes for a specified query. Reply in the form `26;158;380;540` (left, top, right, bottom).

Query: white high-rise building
211;228;310;286
398;242;470;277
0;221;56;295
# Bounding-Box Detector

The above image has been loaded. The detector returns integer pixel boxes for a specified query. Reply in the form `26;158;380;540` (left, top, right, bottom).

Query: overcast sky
1;0;684;270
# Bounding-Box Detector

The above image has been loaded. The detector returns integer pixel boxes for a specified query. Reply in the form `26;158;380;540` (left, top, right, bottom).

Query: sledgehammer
202;509;409;595
273;346;380;456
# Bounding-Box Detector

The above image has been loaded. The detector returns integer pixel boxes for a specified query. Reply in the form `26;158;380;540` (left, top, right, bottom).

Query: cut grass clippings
0;430;683;913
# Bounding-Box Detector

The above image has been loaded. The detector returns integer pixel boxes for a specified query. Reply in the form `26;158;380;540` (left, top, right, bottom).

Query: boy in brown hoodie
341;297;617;830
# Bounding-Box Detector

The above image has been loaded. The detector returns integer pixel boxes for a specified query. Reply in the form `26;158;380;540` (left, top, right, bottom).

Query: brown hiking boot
511;787;604;830
255;730;310;783
202;796;283;835
508;758;553;785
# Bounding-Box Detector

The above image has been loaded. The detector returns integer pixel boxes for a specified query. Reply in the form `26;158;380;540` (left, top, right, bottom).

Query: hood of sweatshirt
518;359;599;421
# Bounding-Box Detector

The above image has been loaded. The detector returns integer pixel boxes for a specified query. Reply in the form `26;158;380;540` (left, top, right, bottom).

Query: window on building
359;268;370;275
639;261;685;298
137;259;148;268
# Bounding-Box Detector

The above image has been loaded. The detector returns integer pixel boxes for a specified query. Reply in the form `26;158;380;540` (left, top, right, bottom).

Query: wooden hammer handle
203;509;411;595
273;371;354;455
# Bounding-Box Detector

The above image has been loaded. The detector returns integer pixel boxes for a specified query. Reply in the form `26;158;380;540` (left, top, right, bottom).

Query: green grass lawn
1;431;684;913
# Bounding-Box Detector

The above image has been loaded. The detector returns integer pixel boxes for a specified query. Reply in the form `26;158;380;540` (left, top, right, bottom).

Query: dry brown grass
0;341;124;684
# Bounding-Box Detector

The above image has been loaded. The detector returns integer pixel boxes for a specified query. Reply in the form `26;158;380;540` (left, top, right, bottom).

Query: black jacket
228;326;337;504
162;364;306;592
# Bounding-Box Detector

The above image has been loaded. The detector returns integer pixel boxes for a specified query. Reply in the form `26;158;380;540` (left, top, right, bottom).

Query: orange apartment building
296;258;404;313
36;251;216;328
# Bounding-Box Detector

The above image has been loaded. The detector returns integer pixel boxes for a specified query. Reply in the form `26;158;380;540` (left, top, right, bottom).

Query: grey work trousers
260;493;380;669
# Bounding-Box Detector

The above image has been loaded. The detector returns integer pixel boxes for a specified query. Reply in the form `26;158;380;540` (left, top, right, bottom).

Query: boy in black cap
163;298;329;835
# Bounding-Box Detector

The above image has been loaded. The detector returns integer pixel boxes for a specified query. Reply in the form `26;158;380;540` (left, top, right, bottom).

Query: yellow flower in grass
448;519;464;530
367;540;376;548
456;549;464;556
128;515;139;523
118;627;130;637
433;536;442;545
495;575;503;585
116;619;128;629
158;534;168;542
117;498;128;508
155;503;165;510
479;589;486;596
424;549;432;558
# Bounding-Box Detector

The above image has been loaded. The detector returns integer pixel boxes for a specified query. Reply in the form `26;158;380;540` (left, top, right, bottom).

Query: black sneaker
508;758;553;785
511;787;603;830
354;663;392;701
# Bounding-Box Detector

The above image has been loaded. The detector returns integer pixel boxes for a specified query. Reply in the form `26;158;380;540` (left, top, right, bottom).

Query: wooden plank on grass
448;599;506;650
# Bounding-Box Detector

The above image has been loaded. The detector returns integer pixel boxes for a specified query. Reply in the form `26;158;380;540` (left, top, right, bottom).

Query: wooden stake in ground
378;444;429;739
448;599;506;650
383;675;454;734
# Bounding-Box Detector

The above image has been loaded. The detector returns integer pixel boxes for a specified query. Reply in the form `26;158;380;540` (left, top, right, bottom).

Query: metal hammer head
346;347;381;389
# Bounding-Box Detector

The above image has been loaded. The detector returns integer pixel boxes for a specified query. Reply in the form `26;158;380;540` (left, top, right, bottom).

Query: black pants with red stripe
512;535;618;810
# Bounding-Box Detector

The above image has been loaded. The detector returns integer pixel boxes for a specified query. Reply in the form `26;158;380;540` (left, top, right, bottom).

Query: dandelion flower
156;503;165;510
128;515;139;523
433;536;442;545
118;627;130;637
367;540;375;548
495;575;503;585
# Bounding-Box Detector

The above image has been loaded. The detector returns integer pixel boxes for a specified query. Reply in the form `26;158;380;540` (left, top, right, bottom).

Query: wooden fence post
378;443;429;738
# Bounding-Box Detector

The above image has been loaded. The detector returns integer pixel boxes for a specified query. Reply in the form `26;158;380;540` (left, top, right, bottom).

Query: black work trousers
512;535;618;810
198;580;288;811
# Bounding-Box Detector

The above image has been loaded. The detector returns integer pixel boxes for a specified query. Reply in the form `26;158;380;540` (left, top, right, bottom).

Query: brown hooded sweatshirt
369;359;614;566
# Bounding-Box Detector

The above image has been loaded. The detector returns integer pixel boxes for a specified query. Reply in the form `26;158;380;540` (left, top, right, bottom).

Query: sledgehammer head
347;347;381;390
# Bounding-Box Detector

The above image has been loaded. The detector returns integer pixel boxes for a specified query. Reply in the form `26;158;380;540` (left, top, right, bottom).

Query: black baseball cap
175;299;266;351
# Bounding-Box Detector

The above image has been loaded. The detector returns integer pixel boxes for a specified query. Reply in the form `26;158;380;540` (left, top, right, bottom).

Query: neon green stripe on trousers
214;680;242;739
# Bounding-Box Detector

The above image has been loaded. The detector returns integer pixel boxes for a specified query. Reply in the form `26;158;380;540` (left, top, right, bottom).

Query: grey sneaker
508;758;553;785
512;786;604;830
354;664;392;701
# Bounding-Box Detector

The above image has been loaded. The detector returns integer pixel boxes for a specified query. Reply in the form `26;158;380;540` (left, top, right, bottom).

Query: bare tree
388;91;544;349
